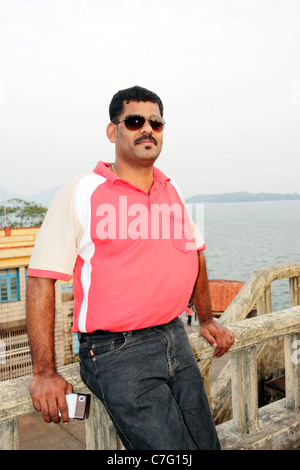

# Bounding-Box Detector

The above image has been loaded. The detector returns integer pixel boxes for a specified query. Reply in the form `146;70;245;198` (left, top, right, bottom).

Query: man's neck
112;161;155;194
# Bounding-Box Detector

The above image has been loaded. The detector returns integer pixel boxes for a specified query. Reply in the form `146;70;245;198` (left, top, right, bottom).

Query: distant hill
0;185;61;207
1;187;300;207
186;191;300;203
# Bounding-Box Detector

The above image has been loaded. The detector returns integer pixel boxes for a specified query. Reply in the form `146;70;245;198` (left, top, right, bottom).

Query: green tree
0;198;48;228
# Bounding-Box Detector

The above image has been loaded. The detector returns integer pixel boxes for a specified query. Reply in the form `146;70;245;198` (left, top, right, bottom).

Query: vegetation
0;198;47;228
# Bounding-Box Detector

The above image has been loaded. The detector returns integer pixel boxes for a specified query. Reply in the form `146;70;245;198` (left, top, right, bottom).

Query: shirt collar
93;161;117;183
93;161;170;184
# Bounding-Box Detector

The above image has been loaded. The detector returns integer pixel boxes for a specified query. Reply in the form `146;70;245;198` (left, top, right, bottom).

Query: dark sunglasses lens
149;119;164;132
124;115;145;130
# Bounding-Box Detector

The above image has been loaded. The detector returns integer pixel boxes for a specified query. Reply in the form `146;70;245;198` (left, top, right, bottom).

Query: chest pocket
167;213;196;253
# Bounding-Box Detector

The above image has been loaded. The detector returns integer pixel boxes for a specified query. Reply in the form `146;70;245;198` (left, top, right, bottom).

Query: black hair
109;85;164;123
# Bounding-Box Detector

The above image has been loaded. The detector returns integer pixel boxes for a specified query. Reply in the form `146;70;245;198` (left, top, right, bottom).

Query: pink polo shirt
28;161;205;332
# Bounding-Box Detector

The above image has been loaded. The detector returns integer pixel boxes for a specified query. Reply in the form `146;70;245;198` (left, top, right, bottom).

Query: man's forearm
26;276;73;424
191;251;213;323
26;277;57;374
192;251;235;357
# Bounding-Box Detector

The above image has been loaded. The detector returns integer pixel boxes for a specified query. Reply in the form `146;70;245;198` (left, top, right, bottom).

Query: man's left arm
191;251;234;358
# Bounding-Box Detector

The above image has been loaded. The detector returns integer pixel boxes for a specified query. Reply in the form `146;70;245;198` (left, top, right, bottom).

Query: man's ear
106;122;117;143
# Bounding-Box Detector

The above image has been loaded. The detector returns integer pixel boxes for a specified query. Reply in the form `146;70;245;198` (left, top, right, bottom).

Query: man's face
107;100;164;167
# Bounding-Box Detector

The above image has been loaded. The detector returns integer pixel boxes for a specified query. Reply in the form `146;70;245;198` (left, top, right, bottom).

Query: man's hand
29;371;73;425
199;318;235;358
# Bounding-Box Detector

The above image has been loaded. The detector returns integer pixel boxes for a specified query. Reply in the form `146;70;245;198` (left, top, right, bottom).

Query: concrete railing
0;262;300;450
190;306;300;449
201;262;300;423
218;261;300;324
1;307;299;450
0;362;121;450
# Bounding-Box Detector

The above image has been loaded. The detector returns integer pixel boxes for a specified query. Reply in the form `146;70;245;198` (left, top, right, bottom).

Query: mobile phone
59;393;89;420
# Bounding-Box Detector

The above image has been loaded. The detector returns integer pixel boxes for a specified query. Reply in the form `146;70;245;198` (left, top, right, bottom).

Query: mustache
134;134;158;146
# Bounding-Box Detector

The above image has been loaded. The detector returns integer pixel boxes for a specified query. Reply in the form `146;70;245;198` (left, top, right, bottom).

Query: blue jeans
79;317;220;450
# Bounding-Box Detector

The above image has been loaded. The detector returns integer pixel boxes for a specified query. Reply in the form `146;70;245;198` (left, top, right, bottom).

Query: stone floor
19;412;86;450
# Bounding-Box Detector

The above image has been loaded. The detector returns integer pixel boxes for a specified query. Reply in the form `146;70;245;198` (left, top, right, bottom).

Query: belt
80;329;112;337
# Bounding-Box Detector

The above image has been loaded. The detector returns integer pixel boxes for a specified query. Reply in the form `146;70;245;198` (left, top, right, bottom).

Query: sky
0;0;300;201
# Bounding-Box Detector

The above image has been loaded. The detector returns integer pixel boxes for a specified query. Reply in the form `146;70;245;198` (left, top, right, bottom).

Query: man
26;86;234;450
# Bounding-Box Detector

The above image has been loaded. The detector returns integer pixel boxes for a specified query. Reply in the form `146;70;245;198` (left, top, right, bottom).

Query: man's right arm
26;276;72;425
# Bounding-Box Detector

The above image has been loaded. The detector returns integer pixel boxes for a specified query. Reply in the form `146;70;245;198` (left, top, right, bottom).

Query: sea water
200;200;300;312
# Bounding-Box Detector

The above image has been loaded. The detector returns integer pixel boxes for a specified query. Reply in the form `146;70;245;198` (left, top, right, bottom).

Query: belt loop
123;331;132;338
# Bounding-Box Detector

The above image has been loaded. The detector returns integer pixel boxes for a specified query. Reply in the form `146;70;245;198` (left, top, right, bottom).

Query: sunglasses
115;114;165;132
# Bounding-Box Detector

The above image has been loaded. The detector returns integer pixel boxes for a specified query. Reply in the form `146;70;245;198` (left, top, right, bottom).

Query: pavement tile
19;413;86;450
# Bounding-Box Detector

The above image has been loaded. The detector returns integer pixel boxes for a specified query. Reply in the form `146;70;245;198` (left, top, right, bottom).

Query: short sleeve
189;215;206;251
168;176;206;251
27;176;84;281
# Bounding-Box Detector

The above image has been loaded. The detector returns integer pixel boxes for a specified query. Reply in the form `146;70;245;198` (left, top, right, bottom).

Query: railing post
85;394;120;450
202;367;211;407
0;419;19;450
290;277;300;307
257;284;272;315
284;332;300;410
231;345;259;434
